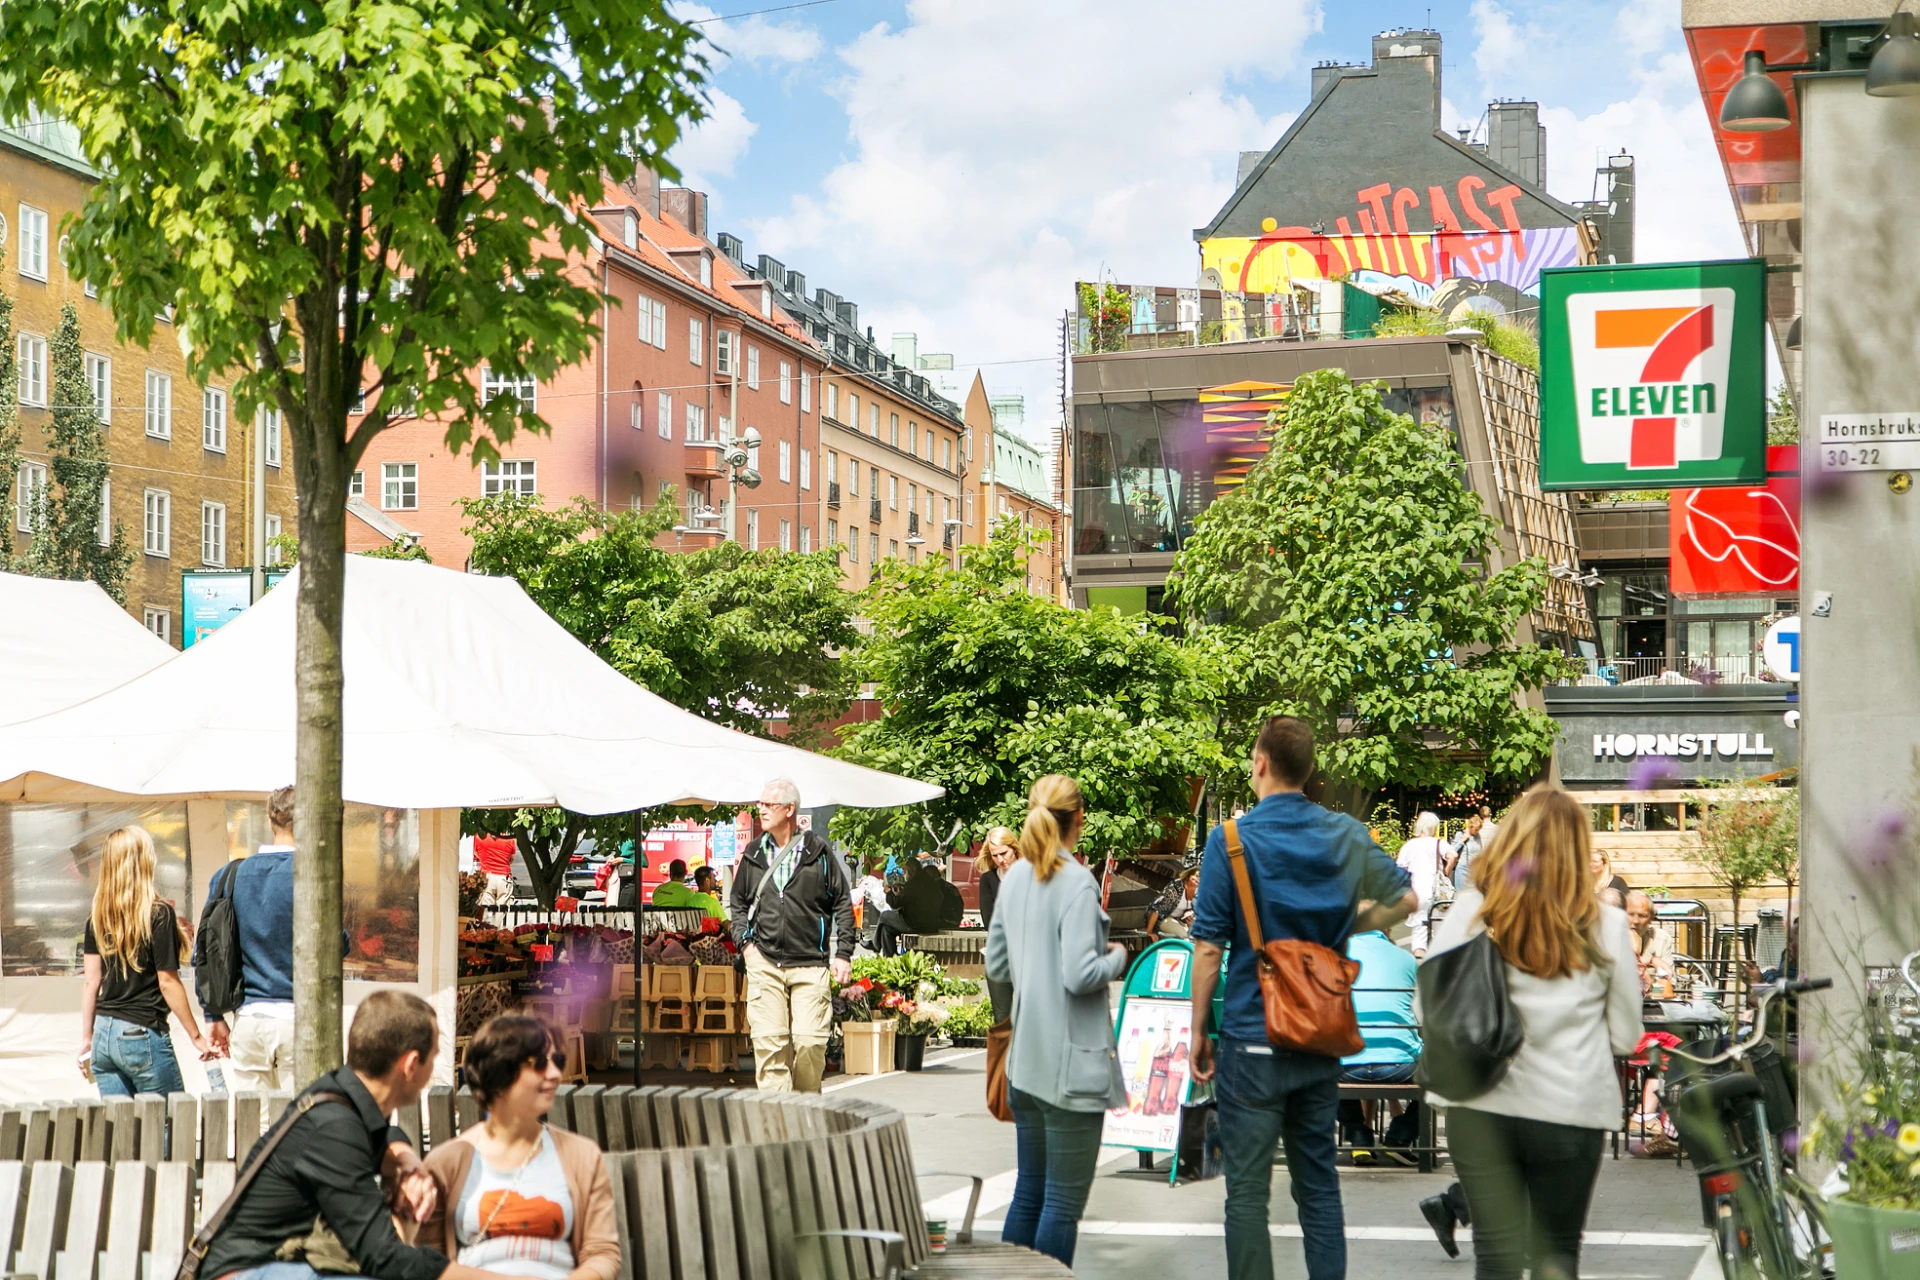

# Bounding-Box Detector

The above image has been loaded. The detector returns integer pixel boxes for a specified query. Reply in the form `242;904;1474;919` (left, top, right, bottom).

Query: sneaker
1350;1148;1376;1166
1381;1148;1418;1168
1420;1194;1459;1258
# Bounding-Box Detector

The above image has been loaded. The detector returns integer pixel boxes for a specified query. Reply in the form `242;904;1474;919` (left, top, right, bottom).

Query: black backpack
192;865;246;1018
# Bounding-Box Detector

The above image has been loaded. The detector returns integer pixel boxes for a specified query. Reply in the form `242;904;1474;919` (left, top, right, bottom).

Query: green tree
1077;281;1133;353
23;303;132;598
358;536;431;563
1694;783;1799;998
1167;369;1570;814
0;281;17;570
834;521;1224;860
1768;383;1799;445
0;0;708;1078
461;494;860;906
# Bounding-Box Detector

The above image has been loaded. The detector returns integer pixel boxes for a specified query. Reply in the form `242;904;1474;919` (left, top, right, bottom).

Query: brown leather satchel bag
1222;819;1365;1058
986;1017;1014;1122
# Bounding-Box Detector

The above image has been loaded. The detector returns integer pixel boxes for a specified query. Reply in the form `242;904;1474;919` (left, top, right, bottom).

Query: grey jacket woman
984;857;1129;1111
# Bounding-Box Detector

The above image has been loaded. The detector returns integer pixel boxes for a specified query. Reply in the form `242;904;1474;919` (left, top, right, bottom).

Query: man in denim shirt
1189;716;1415;1280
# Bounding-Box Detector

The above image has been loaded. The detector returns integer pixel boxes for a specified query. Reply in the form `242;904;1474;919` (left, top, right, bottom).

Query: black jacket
729;829;856;967
200;1066;448;1280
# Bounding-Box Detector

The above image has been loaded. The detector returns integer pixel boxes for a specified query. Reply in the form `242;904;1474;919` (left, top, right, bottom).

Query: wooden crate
693;965;736;1002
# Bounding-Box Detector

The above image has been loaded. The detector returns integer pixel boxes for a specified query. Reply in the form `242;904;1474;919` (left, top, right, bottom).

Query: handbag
1431;836;1456;905
985;1017;1014;1122
1222;820;1365;1058
176;1092;355;1280
1413;929;1524;1100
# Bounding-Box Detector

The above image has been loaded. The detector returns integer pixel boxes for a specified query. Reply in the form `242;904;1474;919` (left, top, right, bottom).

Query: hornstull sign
1539;260;1768;491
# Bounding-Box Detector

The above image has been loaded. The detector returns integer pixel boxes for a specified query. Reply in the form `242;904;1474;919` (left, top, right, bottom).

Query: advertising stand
1105;939;1224;1183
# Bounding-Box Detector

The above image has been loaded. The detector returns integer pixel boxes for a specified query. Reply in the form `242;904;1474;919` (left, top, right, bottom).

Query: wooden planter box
840;1022;897;1076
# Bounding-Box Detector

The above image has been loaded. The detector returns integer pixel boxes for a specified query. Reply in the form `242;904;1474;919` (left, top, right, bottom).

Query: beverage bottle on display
206;1062;228;1094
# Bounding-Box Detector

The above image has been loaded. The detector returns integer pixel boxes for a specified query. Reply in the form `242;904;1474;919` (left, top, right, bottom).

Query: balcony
907;512;920;537
685;442;724;480
869;498;881;524
827;481;841;509
942;523;957;550
1557;655;1785;688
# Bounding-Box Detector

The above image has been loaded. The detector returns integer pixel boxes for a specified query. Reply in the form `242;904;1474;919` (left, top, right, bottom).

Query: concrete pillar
1798;75;1920;1107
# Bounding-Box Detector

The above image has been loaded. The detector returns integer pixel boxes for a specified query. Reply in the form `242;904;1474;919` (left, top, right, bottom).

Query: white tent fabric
0;556;939;811
0;572;174;724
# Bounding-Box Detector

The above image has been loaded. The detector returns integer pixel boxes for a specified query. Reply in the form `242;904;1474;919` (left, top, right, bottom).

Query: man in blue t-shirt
1189;715;1415;1280
1339;929;1422;1163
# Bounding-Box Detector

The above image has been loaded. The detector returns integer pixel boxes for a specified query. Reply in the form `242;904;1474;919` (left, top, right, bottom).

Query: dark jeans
1338;1059;1418;1143
1002;1086;1106;1266
91;1015;185;1097
1216;1038;1345;1280
1446;1105;1604;1280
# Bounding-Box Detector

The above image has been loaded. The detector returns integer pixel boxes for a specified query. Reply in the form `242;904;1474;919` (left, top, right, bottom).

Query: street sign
1763;616;1802;683
1817;412;1920;472
1539;259;1768;491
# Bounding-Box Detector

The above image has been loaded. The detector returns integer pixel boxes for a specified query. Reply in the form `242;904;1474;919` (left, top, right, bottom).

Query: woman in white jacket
1424;786;1642;1280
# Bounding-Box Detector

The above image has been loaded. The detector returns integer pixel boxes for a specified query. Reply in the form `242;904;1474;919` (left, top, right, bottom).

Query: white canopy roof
0;556;939;812
0;572;174;725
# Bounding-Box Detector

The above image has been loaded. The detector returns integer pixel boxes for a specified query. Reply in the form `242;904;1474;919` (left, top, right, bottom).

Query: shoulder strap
176;1091;356;1280
1222;820;1266;951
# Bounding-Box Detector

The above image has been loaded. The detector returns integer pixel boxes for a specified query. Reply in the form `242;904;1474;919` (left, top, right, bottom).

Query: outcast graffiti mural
1200;178;1585;320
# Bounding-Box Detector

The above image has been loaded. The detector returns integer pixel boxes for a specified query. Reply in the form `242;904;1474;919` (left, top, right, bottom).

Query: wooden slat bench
1333;1081;1441;1173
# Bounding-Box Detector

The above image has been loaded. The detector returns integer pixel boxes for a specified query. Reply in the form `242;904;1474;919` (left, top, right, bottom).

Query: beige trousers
745;949;832;1093
227;1012;297;1093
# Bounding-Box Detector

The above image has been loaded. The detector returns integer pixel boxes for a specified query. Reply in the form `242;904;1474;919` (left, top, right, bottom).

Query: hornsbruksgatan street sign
1538;259;1768;492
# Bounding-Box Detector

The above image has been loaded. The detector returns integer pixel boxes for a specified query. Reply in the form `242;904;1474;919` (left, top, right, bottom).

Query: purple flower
1853;809;1913;874
1885;1117;1900;1137
1781;1128;1800;1156
1843;1128;1858;1162
1626;754;1680;791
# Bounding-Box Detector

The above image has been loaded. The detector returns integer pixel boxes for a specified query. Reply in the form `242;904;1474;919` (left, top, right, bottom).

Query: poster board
1104;939;1216;1171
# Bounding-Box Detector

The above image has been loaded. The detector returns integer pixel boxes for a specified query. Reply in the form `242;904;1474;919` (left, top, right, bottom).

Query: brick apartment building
961;373;1062;600
0;116;298;644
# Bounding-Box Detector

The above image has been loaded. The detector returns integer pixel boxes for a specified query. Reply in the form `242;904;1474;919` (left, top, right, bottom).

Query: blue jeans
222;1266;372;1280
1002;1086;1106;1266
1216;1037;1345;1280
1338;1060;1420;1144
91;1016;184;1097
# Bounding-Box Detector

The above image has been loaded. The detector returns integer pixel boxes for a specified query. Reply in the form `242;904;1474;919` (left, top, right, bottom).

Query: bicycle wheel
1715;1197;1765;1280
1782;1177;1834;1279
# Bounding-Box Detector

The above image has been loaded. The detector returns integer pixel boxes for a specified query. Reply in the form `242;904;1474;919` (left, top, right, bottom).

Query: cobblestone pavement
832;1047;1713;1280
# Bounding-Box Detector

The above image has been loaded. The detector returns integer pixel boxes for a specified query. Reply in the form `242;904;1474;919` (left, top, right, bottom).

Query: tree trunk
293;452;350;1085
517;822;583;909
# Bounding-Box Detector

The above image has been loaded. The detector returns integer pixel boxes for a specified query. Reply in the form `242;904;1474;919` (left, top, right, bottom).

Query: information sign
181;571;253;648
1818;413;1920;472
1763;616;1801;683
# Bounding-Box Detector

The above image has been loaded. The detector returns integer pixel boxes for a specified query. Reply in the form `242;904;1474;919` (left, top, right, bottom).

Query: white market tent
0;557;939;1102
0;571;175;726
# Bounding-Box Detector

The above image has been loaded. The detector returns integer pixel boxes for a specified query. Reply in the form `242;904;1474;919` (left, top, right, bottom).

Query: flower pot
1828;1198;1920;1278
841;1022;896;1076
896;1032;928;1072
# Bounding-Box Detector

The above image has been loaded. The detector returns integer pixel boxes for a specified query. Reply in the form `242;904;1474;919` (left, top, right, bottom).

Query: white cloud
676;3;824;68
1470;0;1534;83
742;0;1321;432
671;88;759;187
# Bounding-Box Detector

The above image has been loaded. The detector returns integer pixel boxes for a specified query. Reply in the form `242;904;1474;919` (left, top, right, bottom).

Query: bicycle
1654;974;1834;1280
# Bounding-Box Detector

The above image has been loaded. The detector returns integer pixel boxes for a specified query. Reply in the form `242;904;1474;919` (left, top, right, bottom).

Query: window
686;403;707;442
480;366;537;409
481;458;537;497
143;607;170;643
826;451;837;487
870;466;879;501
848;527;858;563
745;433;759;474
17;335;45;406
143;369;171;438
746;345;760;390
778;440;791;483
97;478;111;546
351;384;367;415
848;392;859;429
800;448;811;492
870;404;880;436
891;413;900;448
265;513;283;563
382;462;417;510
689;318;703;366
638;294;668;349
746;508;759;549
888;474;898;510
85;353;111;424
779;518;791;551
84;277;96;300
262;408;281;467
889;538;899;560
780;361;792;405
827;519;837;546
200;501;227;566
715;329;735;376
143;488;170;556
17;205;46;280
802;372;812;413
800;525;811;554
909;483;918;517
657;391;673;440
202;387;227;452
699;254;712;288
943;438;953;470
15;461;46;532
908;421;917;454
926;429;935;463
825;382;836;421
874;534;883;563
350;470;365;499
848;461;858;497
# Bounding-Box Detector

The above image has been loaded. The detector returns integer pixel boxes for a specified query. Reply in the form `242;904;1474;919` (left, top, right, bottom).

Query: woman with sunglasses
974;826;1018;1023
423;1015;620;1279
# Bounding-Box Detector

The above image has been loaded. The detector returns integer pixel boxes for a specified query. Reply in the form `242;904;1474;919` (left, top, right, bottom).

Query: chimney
1236;150;1266;187
716;232;745;264
659;187;707;237
837;299;858;330
1309;62;1366;102
891;332;920;368
622;167;662;219
756;253;786;285
1486;100;1546;187
785;269;806;299
1371;28;1442;126
815;288;841;322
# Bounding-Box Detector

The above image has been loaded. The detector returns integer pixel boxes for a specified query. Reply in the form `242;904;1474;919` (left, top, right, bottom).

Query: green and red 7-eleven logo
1566;286;1735;470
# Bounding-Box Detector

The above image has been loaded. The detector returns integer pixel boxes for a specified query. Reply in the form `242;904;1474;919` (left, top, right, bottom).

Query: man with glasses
729;778;854;1092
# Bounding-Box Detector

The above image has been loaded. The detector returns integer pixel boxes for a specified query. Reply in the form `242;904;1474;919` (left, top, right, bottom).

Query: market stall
0;557;941;1102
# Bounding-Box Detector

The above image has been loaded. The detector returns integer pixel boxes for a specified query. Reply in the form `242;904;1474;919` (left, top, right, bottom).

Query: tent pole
632;810;644;1090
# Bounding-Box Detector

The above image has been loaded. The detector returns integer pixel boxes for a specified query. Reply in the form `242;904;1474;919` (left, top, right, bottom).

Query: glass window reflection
1;803;192;976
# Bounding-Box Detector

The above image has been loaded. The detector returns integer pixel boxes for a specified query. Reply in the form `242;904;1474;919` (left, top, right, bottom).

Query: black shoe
1381;1148;1418;1168
1446;1182;1471;1227
1420;1194;1459;1258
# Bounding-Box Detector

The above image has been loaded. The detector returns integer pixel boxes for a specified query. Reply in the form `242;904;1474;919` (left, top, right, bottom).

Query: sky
663;0;1745;446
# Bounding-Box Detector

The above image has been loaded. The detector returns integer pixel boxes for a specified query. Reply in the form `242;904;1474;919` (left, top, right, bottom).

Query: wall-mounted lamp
1719;50;1804;131
1867;10;1920;95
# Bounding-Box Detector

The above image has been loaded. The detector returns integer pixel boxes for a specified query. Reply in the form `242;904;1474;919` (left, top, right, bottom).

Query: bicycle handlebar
1653;976;1829;1070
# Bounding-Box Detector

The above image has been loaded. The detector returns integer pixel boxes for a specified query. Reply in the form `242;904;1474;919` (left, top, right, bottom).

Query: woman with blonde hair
984;777;1128;1266
974;826;1018;1023
79;826;209;1096
1591;846;1629;899
1420;786;1641;1280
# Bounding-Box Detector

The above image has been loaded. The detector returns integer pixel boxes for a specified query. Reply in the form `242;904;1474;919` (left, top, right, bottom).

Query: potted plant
893;985;951;1071
1808;1073;1920;1276
834;978;895;1076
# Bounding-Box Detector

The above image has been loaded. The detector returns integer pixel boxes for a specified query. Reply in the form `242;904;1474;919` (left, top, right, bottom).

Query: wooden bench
1333;1081;1442;1173
0;1086;1061;1280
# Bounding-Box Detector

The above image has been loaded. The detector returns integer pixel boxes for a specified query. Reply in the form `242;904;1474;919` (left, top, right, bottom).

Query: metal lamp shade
1720;51;1793;131
1868;11;1920;97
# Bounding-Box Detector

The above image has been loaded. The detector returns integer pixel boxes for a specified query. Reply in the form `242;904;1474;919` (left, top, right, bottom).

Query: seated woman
424;1015;621;1279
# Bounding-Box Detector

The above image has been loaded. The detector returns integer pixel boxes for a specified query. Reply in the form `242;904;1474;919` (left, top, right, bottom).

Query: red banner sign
1669;445;1799;597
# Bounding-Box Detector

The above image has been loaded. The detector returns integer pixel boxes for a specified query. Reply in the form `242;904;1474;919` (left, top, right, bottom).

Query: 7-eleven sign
1540;261;1766;491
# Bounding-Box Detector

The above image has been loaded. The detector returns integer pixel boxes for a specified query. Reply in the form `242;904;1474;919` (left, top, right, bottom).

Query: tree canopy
1167;369;1569;814
833;521;1223;860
